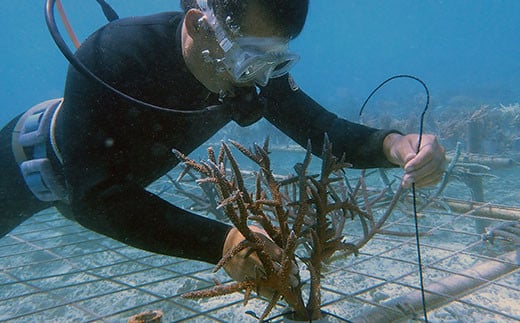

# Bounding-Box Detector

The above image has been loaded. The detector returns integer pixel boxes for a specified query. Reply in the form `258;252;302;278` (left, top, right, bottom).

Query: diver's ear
185;9;208;38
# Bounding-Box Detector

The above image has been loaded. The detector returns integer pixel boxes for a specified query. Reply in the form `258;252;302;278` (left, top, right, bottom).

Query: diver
0;0;445;288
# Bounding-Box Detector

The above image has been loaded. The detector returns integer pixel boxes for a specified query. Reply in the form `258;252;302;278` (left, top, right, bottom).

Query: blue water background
1;0;519;124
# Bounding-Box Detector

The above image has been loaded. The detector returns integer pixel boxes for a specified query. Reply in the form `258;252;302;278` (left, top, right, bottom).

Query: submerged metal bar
442;198;520;221
350;250;519;323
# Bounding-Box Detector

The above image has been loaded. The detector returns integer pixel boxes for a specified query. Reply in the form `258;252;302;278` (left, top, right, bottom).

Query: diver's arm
261;75;399;168
71;181;232;264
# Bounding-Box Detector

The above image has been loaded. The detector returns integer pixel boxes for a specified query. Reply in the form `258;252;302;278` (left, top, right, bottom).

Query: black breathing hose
44;0;223;115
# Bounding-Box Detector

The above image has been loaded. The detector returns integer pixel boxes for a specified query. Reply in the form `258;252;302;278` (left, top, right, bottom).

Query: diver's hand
383;133;446;188
222;226;299;298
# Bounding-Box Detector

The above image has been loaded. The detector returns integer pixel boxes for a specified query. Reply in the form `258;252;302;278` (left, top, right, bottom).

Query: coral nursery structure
174;136;404;321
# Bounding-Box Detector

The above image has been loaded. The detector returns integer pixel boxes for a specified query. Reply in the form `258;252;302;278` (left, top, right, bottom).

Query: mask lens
232;53;299;84
274;61;290;72
269;54;299;78
235;58;268;82
226;37;300;84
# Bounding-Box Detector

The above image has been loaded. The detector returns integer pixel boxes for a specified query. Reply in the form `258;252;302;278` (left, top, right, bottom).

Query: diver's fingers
402;139;446;188
408;147;445;175
413;171;445;188
402;158;445;188
405;136;445;167
402;170;444;188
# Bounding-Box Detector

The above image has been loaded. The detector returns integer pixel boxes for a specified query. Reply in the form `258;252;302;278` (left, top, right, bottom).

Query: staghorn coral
174;135;404;322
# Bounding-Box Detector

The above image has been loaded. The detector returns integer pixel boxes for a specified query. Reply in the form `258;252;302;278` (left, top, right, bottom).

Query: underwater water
1;1;519;322
1;1;519;124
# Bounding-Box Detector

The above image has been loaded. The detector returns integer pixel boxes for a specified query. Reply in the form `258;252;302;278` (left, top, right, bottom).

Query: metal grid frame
1;166;519;322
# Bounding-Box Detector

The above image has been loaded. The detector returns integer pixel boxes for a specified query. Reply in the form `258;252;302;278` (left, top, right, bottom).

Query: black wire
359;74;430;128
412;183;428;322
44;0;225;115
359;74;430;322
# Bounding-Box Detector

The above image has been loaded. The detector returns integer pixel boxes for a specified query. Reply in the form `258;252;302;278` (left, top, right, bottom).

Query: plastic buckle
20;158;67;202
14;99;68;202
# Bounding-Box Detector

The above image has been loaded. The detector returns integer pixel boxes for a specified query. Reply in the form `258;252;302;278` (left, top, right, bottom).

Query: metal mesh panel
1;157;519;322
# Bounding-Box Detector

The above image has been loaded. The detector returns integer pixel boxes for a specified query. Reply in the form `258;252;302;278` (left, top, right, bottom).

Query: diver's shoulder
86;11;183;48
109;11;183;28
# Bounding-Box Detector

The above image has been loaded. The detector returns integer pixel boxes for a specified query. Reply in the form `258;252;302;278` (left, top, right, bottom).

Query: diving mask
196;0;299;86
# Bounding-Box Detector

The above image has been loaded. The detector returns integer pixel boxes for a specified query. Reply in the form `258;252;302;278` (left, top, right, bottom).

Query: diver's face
198;2;289;94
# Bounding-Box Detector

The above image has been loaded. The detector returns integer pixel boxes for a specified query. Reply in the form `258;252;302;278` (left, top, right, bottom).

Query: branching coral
174;135;403;322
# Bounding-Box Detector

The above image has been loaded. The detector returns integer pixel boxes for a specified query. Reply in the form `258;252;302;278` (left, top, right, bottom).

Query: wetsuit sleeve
71;181;231;264
57;12;233;265
261;75;399;168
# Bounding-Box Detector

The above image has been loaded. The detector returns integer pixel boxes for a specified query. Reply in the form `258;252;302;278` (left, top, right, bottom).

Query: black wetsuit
0;12;396;264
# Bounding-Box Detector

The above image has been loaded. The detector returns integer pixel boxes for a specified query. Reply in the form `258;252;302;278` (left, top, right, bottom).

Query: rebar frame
0;148;519;322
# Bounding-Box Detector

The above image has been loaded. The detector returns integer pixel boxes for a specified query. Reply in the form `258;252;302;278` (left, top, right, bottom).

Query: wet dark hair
180;0;309;39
